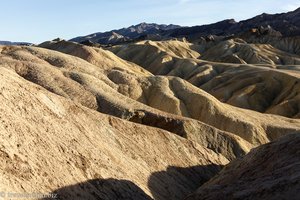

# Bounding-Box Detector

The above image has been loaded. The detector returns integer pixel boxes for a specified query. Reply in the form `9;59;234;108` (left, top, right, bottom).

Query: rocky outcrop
185;133;300;200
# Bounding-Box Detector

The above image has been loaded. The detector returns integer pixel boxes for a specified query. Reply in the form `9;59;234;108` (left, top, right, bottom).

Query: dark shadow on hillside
41;164;223;200
42;178;153;200
148;164;223;200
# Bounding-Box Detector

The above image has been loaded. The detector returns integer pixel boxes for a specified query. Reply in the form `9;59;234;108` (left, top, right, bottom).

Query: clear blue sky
1;0;299;43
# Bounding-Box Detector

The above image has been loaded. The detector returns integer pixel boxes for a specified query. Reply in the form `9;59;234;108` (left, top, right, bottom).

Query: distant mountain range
0;41;32;46
2;7;300;46
167;7;300;39
70;23;181;45
70;7;300;45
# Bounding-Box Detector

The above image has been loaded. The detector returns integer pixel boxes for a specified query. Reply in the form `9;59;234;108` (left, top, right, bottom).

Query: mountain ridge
69;7;300;45
166;7;300;39
0;40;32;46
70;22;181;45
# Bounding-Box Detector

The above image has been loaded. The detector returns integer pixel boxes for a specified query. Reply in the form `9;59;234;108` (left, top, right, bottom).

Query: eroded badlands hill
0;67;228;200
2;8;300;200
0;37;299;200
1;43;256;162
37;41;300;147
185;133;300;200
110;39;300;118
200;38;300;65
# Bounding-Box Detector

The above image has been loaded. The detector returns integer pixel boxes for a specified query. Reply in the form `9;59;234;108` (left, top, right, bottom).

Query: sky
0;0;300;43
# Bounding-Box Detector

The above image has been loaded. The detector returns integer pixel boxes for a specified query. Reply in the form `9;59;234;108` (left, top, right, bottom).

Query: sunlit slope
110;39;300;118
0;67;228;200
